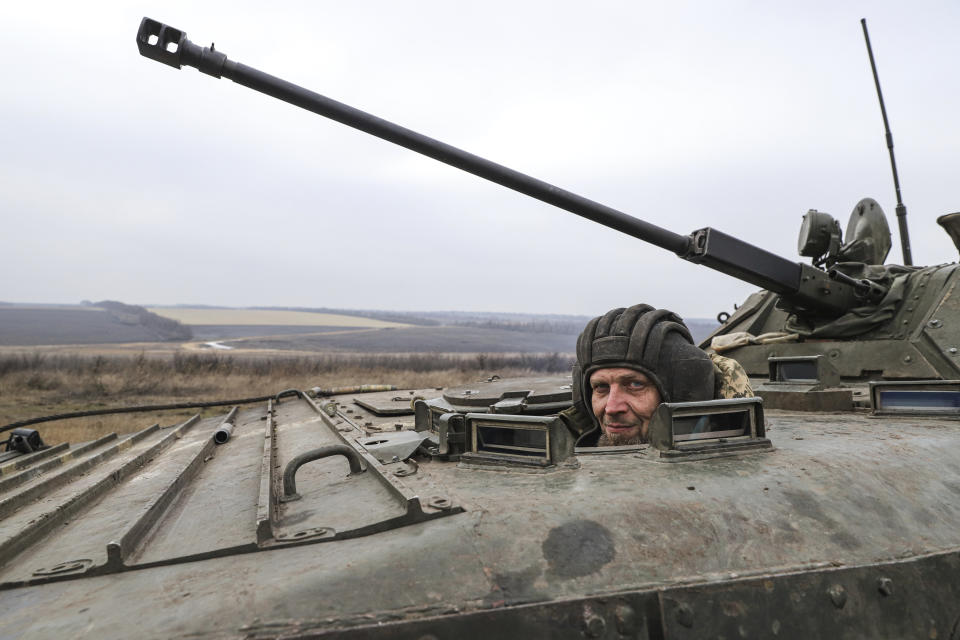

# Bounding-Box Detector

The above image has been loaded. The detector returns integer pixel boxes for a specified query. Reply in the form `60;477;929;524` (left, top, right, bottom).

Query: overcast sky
2;1;957;320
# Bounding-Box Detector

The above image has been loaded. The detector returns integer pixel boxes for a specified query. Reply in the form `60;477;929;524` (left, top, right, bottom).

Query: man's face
589;367;662;446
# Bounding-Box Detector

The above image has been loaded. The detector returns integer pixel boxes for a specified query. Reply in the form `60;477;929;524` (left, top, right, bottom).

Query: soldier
562;304;753;446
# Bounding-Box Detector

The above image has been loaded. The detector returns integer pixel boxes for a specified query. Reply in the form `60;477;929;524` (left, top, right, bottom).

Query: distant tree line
95;300;192;342
449;319;584;334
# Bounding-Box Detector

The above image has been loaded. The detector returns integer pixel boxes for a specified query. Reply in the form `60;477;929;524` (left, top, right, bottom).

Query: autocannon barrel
136;18;873;317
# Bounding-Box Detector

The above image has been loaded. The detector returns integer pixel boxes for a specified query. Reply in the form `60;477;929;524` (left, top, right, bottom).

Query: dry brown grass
0;351;573;445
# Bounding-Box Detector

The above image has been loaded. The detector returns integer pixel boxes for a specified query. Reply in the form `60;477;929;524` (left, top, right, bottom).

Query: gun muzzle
137;18;227;77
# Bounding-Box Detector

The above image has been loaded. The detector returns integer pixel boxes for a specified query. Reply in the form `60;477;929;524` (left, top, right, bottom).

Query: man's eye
593;384;609;394
628;381;646;390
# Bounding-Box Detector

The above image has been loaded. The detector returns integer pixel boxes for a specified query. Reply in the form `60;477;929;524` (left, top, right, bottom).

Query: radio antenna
861;18;913;266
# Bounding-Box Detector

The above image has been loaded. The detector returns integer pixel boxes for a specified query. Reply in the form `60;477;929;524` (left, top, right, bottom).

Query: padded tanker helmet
572;304;716;435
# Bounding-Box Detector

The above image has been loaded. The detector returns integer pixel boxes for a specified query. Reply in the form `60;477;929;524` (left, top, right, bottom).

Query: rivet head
675;603;694;628
903;355;913;363
878;577;893;596
929;319;943;328
949;348;958;355
828;584;847;609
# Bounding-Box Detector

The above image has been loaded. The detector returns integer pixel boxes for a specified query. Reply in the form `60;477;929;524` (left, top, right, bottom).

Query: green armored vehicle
1;18;959;639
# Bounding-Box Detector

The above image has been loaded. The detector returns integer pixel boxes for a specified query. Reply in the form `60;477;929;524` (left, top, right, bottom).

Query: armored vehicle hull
3;383;960;638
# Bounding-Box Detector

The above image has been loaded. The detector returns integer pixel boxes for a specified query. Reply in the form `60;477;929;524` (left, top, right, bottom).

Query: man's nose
605;385;629;414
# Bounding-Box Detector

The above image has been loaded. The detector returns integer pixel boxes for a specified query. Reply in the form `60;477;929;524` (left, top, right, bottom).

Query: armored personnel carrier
1;18;959;639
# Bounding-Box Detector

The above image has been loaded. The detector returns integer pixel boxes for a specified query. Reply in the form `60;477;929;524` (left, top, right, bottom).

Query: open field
0;307;163;345
226;325;580;353
200;321;720;354
148;307;409;328
188;325;360;340
0;351;573;445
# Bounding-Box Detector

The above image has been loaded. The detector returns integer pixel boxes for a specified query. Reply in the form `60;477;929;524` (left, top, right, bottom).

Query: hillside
0;303;717;349
0;303;191;346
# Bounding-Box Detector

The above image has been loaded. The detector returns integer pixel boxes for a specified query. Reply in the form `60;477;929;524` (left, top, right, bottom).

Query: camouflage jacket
709;353;754;399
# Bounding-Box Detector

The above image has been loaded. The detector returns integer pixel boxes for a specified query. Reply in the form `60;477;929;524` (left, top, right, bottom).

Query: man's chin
598;429;644;446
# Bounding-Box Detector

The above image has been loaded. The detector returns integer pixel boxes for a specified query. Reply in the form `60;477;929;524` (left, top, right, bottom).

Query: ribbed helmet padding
570;304;715;443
